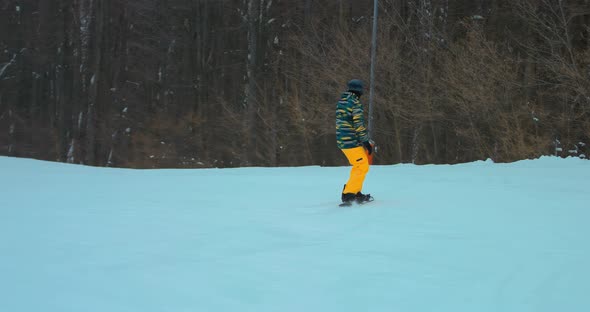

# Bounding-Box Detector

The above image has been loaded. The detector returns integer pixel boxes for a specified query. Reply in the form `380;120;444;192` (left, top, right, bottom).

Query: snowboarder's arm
352;101;369;144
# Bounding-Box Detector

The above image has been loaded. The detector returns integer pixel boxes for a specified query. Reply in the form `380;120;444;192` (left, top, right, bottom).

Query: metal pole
368;0;378;138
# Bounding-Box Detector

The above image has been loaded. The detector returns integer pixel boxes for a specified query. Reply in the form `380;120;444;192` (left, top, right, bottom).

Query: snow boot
355;192;373;204
341;184;357;204
341;192;357;203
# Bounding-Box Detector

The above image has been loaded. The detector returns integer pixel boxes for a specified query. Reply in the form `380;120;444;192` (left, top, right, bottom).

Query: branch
0;53;18;79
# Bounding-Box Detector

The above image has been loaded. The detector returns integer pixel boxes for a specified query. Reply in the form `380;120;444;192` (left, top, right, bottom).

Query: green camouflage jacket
336;91;369;149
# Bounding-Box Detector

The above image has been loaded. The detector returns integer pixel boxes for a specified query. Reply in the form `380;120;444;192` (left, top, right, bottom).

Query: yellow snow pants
341;146;370;194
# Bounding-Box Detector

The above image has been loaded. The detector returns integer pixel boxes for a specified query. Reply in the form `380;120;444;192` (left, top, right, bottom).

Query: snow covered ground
1;156;589;312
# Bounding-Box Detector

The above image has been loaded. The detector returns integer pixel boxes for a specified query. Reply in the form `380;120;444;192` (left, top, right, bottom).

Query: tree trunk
245;0;259;165
85;0;104;166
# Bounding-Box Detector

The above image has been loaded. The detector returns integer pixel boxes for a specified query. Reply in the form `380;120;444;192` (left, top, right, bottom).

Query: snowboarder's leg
341;146;370;195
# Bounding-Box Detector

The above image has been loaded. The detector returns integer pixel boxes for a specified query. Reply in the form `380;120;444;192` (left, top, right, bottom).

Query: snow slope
1;156;589;312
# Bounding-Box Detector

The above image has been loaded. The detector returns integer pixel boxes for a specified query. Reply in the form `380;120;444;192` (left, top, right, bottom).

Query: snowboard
338;197;374;207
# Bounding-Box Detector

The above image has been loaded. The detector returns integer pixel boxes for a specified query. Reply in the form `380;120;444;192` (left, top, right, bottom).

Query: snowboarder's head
347;79;364;96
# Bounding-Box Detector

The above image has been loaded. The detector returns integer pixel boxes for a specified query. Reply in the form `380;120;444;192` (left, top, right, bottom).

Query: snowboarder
336;79;374;205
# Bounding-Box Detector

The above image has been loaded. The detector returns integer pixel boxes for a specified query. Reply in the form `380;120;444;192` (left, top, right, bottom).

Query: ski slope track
1;156;589;311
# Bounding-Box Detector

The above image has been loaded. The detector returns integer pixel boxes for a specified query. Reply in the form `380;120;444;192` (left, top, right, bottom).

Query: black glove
362;141;373;155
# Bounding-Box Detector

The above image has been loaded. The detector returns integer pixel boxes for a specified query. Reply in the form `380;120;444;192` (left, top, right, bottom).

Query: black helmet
347;79;364;95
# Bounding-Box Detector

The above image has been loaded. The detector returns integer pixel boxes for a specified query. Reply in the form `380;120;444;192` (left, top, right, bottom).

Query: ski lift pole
368;0;378;139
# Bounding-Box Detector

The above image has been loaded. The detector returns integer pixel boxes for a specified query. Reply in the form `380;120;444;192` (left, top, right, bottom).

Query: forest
1;0;589;168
